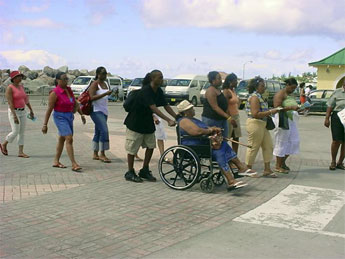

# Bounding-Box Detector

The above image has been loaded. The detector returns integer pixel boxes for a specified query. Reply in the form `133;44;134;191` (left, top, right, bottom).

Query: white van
164;74;208;105
71;75;124;100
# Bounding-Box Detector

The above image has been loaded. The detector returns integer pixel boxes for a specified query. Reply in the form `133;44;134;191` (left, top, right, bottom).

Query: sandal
0;144;8;156
93;156;100;160
72;166;82;173
281;164;290;171
99;157;111;163
274;168;289;174
329;162;336;171
52;163;67;168
262;171;278;178
18;153;30;158
336;163;345;170
238;168;258;177
227;181;248;191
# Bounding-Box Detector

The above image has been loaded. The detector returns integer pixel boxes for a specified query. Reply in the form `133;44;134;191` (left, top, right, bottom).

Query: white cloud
0;18;63;29
21;0;50;13
140;0;345;38
2;31;26;45
84;0;115;25
0;50;66;69
264;50;281;60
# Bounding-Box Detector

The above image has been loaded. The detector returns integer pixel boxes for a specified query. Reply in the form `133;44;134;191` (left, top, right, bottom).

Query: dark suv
236;79;286;109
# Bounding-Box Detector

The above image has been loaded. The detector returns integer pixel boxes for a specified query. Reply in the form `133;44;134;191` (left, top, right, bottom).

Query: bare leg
276;156;284;169
54;136;65;165
231;137;239;154
220;169;236;186
264;162;273;174
337;143;345;165
157;139;164;156
143;148;154;168
127;154;135;171
18;145;29;158
2;140;8;152
93;151;99;160
65;135;79;168
331;141;341;166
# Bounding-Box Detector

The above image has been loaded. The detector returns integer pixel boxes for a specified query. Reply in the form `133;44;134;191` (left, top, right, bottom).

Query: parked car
199;82;211;105
122;79;132;100
164;74;208;105
236;79;286;109
302;89;334;113
126;78;169;98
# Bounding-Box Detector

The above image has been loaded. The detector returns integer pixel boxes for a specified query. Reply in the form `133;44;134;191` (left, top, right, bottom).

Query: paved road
0;100;344;258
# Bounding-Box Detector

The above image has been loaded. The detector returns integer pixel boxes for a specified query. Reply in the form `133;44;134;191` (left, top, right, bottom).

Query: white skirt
272;112;300;157
154;115;167;140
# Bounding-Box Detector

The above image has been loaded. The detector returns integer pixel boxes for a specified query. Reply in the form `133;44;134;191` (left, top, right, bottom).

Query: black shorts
331;112;345;142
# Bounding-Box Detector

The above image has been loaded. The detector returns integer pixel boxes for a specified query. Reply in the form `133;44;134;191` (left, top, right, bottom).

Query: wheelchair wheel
158;145;201;190
212;172;225;186
200;178;214;193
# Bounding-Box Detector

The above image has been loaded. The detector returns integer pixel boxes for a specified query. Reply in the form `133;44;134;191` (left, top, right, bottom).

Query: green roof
309;48;345;66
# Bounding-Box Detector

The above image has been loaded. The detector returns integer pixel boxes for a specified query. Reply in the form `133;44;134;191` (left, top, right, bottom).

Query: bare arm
89;81;112;101
163;105;177;119
179;118;213;136
205;88;229;119
42;92;57;134
324;107;333;128
274;90;298;111
149;105;175;126
250;96;278;119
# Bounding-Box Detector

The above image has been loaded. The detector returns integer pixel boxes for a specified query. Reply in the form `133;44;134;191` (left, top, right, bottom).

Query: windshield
109;79;121;86
123;80;132;88
131;78;144;86
73;77;92;85
168;79;191;87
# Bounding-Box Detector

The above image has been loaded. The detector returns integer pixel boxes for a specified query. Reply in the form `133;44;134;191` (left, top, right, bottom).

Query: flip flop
18;154;29;158
93;156;100;160
262;171;278;178
72;167;82;172
274;168;289;174
0;144;8;156
227;181;248;191
281;164;290;171
99;157;111;163
329;162;336;170
52;163;67;168
238;168;258;177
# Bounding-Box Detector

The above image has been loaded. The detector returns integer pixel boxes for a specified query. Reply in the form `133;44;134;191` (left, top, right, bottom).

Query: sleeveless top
8;84;28;109
93;82;109;115
226;88;239;116
202;91;228;120
53;85;75;113
178;117;208;146
246;92;268;121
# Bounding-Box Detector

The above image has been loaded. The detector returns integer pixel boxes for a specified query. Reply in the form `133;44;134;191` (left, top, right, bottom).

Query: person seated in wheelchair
176;100;257;190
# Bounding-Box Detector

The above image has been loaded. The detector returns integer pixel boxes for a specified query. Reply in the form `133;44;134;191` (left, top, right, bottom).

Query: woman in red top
1;71;34;158
42;72;86;172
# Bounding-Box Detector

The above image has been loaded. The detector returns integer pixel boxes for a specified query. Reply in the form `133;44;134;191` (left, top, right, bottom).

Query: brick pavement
0;102;332;258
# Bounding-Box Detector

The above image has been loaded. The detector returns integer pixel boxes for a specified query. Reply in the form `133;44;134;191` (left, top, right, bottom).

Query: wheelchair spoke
162;168;177;176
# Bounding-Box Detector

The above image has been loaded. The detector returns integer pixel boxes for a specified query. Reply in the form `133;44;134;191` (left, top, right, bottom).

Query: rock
80;69;88;76
2;77;11;86
89;69;96;76
43;66;56;77
18;65;30;73
39;74;56;86
67;75;76;85
58;66;68;73
25;70;39;80
69;69;81;77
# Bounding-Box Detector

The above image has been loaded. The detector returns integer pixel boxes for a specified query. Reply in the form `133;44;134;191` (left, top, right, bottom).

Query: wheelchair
158;127;237;193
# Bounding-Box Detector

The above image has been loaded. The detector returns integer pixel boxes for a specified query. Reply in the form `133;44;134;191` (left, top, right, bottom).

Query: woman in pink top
223;73;242;155
1;71;34;158
42;72;86;172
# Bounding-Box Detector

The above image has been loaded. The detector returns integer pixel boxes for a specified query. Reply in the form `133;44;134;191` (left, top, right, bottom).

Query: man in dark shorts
124;70;176;182
324;82;345;170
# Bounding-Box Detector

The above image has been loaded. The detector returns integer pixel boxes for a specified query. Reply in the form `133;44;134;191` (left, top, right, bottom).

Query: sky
0;0;344;79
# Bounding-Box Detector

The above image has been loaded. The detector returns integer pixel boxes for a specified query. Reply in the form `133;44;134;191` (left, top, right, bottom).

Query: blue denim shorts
53;111;74;136
212;142;237;172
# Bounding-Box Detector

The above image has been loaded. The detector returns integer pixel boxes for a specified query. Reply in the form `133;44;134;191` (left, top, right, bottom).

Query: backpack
77;81;94;115
123;89;140;112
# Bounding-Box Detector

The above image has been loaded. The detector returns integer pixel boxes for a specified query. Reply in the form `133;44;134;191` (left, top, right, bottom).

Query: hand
153;117;160;125
30;111;34;119
13;116;19;124
106;90;113;96
168;119;176;127
230;119;237;128
42;125;48;134
324;118;330;128
81;115;86;124
270;108;279;115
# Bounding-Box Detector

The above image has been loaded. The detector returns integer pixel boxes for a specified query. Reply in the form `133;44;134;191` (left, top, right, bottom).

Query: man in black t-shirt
124;70;176;182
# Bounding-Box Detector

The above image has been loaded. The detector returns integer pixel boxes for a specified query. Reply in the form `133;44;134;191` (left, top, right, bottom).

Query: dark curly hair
247;76;264;94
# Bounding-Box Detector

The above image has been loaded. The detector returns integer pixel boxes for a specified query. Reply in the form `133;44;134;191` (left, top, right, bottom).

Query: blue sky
0;0;344;79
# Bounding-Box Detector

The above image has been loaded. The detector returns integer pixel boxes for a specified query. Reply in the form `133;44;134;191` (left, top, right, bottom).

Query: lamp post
242;60;253;80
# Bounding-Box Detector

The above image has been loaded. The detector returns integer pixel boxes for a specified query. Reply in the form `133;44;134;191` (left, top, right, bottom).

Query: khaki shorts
228;114;242;138
125;128;156;155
